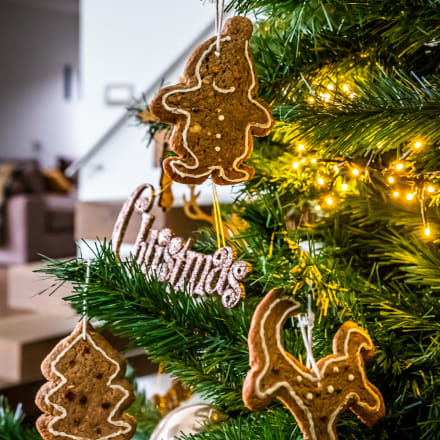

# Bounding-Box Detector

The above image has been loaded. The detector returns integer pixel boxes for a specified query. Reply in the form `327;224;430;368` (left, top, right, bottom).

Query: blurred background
0;0;232;421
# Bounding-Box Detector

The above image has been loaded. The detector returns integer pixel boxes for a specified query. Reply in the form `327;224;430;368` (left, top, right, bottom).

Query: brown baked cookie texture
150;16;274;186
35;321;137;440
243;288;385;440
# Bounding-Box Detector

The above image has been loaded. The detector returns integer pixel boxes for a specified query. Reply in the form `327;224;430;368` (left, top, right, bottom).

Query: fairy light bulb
326;197;333;206
318;177;325;185
377;142;382;148
427;186;435;193
388;176;395;184
393;191;399;197
414;141;422;149
341;183;348;191
333;165;339;173
342;84;349;92
425;227;431;236
315;204;321;211
293;161;300;169
406;193;414;201
311;158;317;164
308;96;315;104
352;168;360;176
396;163;404;171
298;144;305;151
327;84;334;91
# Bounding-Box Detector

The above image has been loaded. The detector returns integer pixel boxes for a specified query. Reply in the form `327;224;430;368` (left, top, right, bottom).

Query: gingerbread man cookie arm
243;40;274;137
150;35;217;124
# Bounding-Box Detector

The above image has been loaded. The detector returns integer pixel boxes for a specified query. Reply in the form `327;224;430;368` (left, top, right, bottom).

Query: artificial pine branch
0;397;41;440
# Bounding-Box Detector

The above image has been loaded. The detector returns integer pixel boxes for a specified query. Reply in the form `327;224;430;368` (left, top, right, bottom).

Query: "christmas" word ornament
150;16;274;185
243;289;385;440
112;184;251;308
35;321;137;440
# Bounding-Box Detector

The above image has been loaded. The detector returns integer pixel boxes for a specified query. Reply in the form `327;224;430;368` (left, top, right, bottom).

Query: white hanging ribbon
297;294;320;379
214;0;225;56
82;260;92;340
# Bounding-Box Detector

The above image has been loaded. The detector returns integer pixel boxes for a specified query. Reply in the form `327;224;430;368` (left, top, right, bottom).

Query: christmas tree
16;0;440;439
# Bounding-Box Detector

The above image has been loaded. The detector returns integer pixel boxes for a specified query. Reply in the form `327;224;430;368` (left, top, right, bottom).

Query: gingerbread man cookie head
243;289;385;440
150;16;274;186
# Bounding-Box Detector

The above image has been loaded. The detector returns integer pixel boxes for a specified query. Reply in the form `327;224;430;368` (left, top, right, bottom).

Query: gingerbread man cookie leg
243;288;385;440
151;16;274;186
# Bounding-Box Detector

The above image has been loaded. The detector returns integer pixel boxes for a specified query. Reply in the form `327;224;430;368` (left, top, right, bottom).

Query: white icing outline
44;329;133;440
212;80;235;93
161;36;272;183
253;295;383;440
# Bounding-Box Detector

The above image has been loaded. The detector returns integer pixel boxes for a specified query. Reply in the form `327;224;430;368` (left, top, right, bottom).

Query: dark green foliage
129;392;163;439
0;397;41;440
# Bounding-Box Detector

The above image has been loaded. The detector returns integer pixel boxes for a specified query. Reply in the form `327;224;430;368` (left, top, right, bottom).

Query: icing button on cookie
348;374;355;382
215;147;221;152
296;376;302;383
190;124;202;133
306;393;313;400
327;385;335;394
333;366;339;373
216;133;222;139
218;115;225;121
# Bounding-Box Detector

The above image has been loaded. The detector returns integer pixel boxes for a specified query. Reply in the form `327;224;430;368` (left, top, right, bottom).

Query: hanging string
159;179;173;195
82;260;92;341
268;232;275;258
297;293;320;379
212;183;226;249
214;0;225;56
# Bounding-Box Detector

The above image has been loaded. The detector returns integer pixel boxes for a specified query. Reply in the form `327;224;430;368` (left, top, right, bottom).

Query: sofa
0;159;76;264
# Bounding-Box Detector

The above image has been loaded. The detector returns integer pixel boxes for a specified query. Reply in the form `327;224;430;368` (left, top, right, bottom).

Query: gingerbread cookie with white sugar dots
243;289;385;440
150;16;274;185
35;321;136;440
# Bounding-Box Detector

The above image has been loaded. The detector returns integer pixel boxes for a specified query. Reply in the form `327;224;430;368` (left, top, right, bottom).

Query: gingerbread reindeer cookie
150;16;274;185
243;289;385;440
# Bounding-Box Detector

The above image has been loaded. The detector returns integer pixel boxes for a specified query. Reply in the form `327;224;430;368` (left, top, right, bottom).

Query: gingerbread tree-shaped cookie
150;16;274;185
35;322;137;440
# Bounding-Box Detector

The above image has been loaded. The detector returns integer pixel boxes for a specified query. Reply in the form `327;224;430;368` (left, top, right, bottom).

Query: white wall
79;0;216;157
0;3;79;168
78;0;237;204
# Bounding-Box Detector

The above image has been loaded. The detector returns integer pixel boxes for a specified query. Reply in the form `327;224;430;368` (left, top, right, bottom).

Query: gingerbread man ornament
243;289;385;440
150;16;274;185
